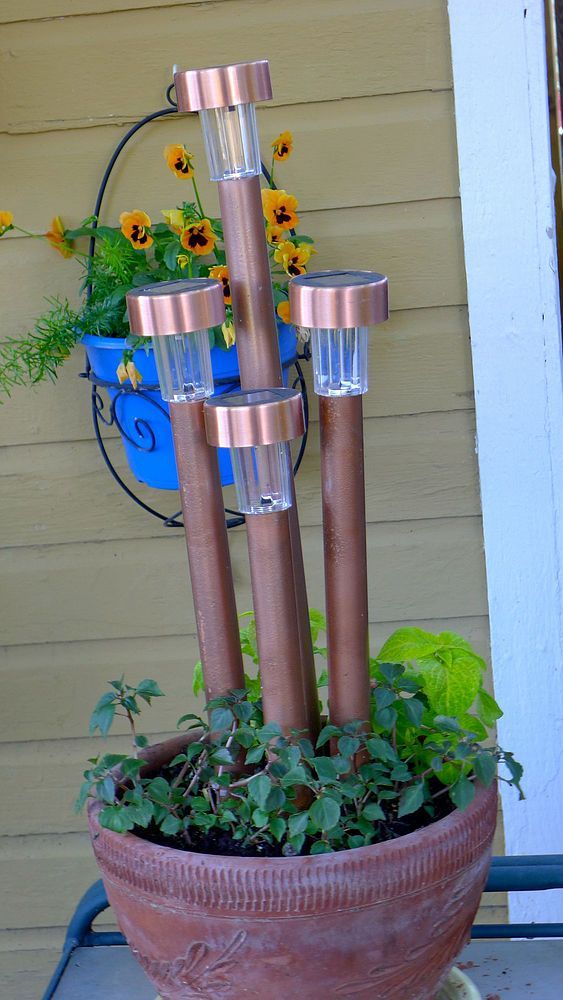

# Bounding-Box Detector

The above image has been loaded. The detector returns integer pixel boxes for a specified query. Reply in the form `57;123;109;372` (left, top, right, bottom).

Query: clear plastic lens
199;103;261;181
152;329;214;402
231;442;292;514
310;326;369;397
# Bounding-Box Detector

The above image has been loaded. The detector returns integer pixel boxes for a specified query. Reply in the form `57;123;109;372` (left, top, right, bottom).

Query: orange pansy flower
272;131;293;161
45;216;73;258
276;300;291;325
180;219;216;256
262;189;300;229
119;210;153;250
209;264;232;305
164;144;195;179
0;210;13;235
266;224;287;245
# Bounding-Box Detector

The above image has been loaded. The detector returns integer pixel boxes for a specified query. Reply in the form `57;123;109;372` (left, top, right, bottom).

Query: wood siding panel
2;410;480;547
0;305;474;448
0;91;459;223
0;517;488;647
0;616;491;745
0;0;451;133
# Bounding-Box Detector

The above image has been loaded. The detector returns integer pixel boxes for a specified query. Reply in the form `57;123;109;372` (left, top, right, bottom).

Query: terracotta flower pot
88;735;497;1000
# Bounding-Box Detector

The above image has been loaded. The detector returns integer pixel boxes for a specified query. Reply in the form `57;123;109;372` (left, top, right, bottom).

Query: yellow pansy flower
266;224;286;245
262;189;300;229
162;208;185;232
0;210;13;236
222;320;236;349
119;210;153;250
272;131;293;161
209;264;232;306
164;144;195;179
45;216;74;258
273;239;315;277
180;219;216;256
276;300;291;324
177;254;190;269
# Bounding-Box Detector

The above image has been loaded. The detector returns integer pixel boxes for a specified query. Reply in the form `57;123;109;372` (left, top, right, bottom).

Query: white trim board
448;0;563;922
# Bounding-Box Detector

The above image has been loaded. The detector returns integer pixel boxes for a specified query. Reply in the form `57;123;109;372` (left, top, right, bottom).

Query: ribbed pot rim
88;736;497;917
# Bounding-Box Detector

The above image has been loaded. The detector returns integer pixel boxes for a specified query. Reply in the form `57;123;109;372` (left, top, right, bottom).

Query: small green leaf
450;777;476;811
252;808;269;827
402;697;424;727
310;840;333;855
136;679;164;701
210;706;234;732
192;661;204;697
316;725;340;748
269;817;286;842
245;744;267;765
309;609;326;642
363;802;385;821
312;757;338;782
160;814;182;836
265;785;286;811
377;662;405;684
473;753;497;787
309;796;341;831
338;736;360;758
288;812;309;836
375;706;398;730
398;783;425;818
163;239;182;272
374;689;396;711
232;701;254;723
135;734;149;748
248;774;273;809
99;805;135;833
147;777;171;803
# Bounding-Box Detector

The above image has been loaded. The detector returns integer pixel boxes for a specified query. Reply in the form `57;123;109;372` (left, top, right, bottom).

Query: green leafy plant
78;623;523;856
0;130;315;397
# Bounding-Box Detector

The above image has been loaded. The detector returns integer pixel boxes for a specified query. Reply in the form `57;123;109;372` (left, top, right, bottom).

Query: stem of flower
192;175;205;218
270;156;276;189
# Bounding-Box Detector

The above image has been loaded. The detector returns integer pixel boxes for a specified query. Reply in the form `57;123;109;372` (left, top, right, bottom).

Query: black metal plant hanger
81;84;310;530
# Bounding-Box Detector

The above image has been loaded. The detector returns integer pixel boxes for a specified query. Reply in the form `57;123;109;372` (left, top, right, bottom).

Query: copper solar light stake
175;60;320;739
126;279;245;704
205;388;311;736
290;271;389;730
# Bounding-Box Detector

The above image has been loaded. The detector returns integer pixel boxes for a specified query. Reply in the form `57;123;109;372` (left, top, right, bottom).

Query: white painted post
448;0;563;922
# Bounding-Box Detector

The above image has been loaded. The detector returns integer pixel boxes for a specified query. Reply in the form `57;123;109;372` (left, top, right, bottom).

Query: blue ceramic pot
82;323;298;491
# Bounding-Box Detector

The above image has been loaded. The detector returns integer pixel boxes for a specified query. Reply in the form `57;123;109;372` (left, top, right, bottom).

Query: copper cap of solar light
289;270;389;330
174;60;272;112
126;278;225;337
205;388;304;448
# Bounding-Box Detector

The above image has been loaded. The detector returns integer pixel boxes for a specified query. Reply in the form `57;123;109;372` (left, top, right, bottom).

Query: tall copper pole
126;280;245;703
175;61;320;739
205;387;310;734
290;271;389;728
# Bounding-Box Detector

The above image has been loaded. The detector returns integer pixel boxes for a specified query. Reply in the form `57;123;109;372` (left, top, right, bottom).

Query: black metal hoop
81;84;311;530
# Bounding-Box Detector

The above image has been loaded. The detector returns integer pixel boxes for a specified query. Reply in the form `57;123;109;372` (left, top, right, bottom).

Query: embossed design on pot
132;930;247;999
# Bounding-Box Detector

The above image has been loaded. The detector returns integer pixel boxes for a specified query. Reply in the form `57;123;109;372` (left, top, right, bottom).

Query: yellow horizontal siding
0;0;451;133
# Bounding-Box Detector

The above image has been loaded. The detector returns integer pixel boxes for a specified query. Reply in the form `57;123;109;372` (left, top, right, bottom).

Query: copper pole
319;394;371;727
218;177;320;740
245;514;311;735
169;400;245;702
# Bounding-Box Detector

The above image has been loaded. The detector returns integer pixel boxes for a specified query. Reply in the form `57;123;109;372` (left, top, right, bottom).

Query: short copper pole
205;387;311;734
319;394;370;726
169;401;245;702
290;270;389;730
126;279;244;704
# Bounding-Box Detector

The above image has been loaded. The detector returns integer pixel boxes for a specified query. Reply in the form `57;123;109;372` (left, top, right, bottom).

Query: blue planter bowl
82;323;298;491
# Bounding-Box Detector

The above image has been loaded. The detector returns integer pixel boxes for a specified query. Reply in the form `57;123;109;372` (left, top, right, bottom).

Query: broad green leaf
309;609;326;642
309;796;341;831
377;662;405;684
450;777;476;811
437;632;487;672
269;817;286;842
416;650;482;716
374;689;396;711
316;725;341;749
265;786;286;811
245;745;266;765
377;628;440;663
338;736;360;758
398;783;425;818
147;777;171;803
402;697;424;727
476;688;503;727
163;239;182;272
457;713;488;742
310;840;333;855
89;693;116;737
